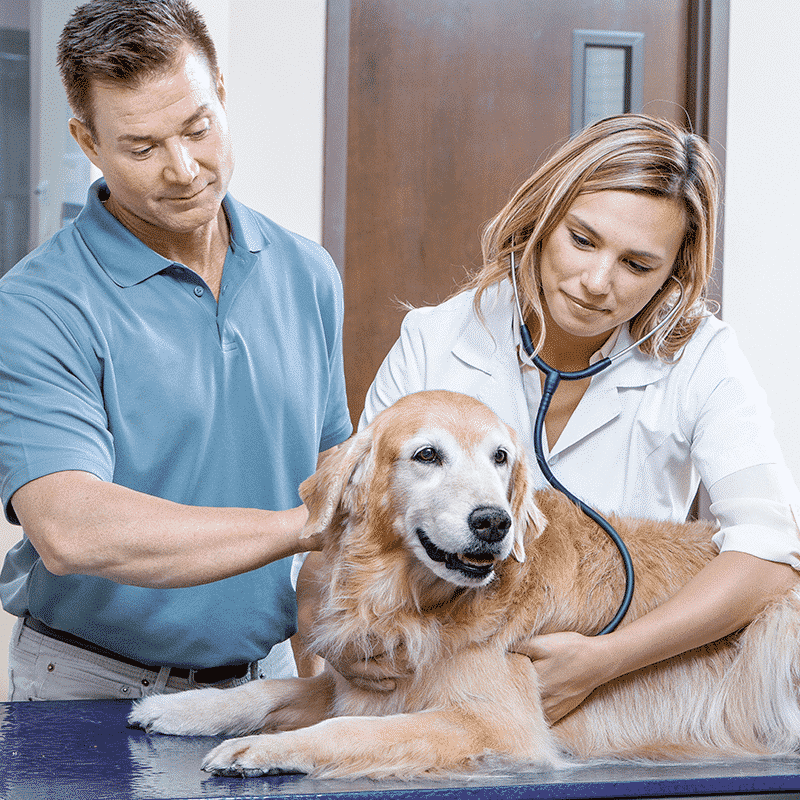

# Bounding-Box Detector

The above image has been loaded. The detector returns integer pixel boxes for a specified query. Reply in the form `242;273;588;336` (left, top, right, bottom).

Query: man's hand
295;552;412;691
325;641;411;693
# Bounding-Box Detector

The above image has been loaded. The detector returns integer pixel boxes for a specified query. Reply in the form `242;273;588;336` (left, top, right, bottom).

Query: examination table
1;700;800;799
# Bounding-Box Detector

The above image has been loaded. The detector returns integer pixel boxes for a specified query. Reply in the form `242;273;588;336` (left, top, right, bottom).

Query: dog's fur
129;390;800;779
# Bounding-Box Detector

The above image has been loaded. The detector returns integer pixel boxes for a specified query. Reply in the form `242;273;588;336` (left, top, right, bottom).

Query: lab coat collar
544;326;670;459
599;326;671;389
449;281;671;460
451;281;669;390
451;281;517;376
450;283;533;447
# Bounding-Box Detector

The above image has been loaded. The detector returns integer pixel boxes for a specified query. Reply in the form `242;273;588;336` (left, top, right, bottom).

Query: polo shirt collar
224;193;270;256
74;179;268;287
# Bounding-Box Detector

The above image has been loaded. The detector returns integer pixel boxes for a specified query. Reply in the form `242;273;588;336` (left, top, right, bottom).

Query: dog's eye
412;446;442;465
493;448;509;466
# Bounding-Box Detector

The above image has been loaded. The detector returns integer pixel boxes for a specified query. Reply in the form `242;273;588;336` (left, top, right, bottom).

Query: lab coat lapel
548;327;668;459
548;383;621;459
450;283;535;453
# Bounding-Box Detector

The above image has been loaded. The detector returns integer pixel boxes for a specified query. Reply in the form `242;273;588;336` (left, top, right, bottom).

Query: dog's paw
201;734;311;777
128;688;228;736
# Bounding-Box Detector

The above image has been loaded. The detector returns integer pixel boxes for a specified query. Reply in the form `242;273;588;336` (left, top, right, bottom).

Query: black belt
23;617;251;684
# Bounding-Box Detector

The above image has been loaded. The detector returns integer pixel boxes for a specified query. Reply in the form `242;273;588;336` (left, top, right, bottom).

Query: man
0;0;351;700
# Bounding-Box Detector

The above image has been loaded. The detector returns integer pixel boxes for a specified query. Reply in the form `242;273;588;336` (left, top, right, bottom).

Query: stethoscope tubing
528;349;634;635
512;251;684;635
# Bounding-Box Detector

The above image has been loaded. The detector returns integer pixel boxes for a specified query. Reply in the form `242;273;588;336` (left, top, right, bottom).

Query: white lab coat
362;282;800;567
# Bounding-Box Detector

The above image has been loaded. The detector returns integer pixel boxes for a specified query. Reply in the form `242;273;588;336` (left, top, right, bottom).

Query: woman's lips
564;292;608;313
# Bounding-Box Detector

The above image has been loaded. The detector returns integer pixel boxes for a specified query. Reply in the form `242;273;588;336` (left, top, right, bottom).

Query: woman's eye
412;447;442;465
493;448;508;466
625;259;651;274
570;230;592;248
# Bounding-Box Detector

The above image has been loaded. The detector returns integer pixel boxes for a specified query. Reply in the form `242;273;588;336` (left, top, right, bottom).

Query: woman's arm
514;550;799;722
518;323;800;723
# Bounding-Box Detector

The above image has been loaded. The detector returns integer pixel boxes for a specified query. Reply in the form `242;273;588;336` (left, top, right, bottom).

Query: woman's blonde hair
468;114;721;360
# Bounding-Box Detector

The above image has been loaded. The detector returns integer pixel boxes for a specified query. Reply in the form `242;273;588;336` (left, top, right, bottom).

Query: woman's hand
513;554;799;724
512;631;612;723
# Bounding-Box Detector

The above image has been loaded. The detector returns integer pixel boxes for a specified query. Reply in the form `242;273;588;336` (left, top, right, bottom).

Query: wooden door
325;0;716;426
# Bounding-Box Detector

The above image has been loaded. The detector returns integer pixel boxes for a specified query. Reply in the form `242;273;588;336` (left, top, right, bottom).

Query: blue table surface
1;700;800;800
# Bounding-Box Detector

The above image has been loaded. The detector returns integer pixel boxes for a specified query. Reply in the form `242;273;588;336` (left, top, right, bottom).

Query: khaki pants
7;618;296;701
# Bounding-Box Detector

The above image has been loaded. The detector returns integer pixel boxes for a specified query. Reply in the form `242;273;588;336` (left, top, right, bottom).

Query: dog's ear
299;428;375;542
508;447;547;562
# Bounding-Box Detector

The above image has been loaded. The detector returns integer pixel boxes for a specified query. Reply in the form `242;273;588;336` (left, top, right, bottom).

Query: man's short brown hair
57;0;219;137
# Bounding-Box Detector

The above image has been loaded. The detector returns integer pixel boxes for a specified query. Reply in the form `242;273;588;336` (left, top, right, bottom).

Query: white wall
29;0;84;248
723;0;800;483
195;0;326;243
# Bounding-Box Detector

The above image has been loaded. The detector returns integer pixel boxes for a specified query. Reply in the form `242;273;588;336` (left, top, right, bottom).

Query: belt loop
13;617;25;645
152;666;172;694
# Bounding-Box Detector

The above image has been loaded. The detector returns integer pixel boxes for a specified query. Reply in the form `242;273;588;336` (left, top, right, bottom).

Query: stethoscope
510;250;685;634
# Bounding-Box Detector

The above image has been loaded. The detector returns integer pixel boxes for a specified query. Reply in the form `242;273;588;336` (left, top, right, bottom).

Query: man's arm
10;447;338;590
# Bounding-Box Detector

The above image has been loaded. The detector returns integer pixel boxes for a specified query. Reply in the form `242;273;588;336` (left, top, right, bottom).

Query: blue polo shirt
0;180;352;668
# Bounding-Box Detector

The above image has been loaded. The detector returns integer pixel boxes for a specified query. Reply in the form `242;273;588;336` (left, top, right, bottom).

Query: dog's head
300;391;546;588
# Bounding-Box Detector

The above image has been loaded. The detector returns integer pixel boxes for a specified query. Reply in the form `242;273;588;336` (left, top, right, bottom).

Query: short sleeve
687;324;784;489
709;464;800;569
314;253;353;453
0;288;114;523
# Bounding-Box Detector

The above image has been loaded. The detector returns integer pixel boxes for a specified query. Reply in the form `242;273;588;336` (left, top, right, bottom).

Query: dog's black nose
468;506;512;543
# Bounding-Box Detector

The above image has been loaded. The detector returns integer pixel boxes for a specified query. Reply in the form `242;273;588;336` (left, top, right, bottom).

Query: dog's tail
704;587;800;756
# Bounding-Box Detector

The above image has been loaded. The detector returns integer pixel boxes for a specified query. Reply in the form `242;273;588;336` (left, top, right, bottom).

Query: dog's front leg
128;671;335;737
201;705;558;779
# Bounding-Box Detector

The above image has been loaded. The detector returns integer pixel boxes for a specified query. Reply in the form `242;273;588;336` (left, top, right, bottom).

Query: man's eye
412;447;442;465
187;123;210;140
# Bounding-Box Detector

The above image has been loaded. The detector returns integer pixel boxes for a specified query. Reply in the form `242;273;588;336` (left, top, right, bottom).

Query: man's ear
68;117;103;171
216;72;226;107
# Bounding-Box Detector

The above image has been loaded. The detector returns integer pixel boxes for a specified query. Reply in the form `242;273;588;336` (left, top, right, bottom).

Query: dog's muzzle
416;506;512;581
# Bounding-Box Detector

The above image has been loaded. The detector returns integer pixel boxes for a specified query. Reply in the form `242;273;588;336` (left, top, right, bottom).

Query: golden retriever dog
129;390;800;779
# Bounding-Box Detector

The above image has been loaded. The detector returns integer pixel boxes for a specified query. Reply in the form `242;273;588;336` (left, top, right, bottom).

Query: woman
299;114;800;721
